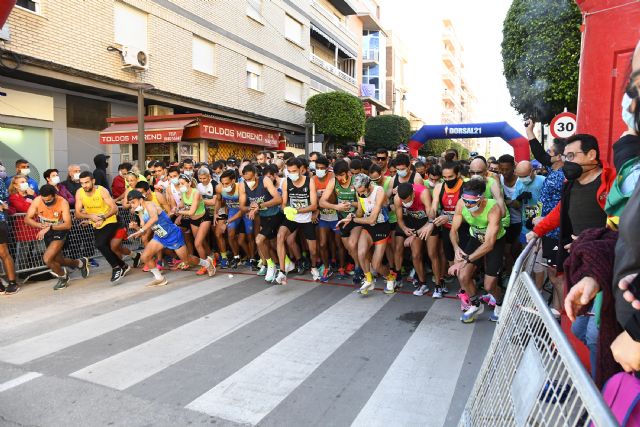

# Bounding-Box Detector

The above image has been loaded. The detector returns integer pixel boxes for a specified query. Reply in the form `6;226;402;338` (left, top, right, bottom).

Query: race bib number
152;224;168;238
524;203;542;221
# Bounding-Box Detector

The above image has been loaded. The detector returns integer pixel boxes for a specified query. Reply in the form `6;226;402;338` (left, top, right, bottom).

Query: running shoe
352;267;364;285
480;294;497;307
196;266;208;276
146;277;168;287
132;252;142;268
345;263;355;275
53;276;69;290
432;287;444;299
89;259;99;268
405;268;416;283
219;257;229;269
117;264;131;282
457;290;471;312
275;271;287;285
0;282;5;293
311;267;321;281
359;280;375;295
461;304;484;323
335;268;348;279
206;256;217;277
296;260;305;275
249;259;259;271
285;259;296;274
110;267;123;282
257;265;268;276
265;264;277;282
4;283;19;294
229;256;240;269
441;284;450;294
301;257;311;272
320;266;332;283
384;275;396;295
489;305;502;322
413;284;429;296
79;257;90;278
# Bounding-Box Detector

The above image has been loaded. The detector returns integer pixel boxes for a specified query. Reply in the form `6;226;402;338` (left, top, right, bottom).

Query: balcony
362;49;379;64
310;53;357;86
310;0;358;44
441;111;456;124
442;70;455;89
442;49;457;69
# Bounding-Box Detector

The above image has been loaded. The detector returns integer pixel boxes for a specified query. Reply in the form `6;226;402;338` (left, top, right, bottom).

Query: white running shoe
275;271;287;285
311;267;321;281
384;277;396;294
256;265;267;276
489;305;502;322
461;304;485;323
206;256;216;277
285;259;296;274
432;287;444;299
265;265;276;282
146;277;168;287
413;284;429;296
359;281;375;295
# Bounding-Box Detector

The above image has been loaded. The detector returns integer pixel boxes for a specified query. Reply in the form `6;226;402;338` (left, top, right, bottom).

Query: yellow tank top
78;185;117;229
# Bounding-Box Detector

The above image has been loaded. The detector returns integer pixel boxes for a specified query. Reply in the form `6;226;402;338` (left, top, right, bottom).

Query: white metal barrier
460;239;617;427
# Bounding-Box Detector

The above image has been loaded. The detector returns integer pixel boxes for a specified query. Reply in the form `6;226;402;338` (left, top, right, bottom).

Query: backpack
599;372;640;426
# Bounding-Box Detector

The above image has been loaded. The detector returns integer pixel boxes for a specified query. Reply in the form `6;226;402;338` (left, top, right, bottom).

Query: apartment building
0;0;363;180
384;31;408;118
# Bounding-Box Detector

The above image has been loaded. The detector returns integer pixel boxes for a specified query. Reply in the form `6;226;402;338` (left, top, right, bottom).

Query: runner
25;184;91;290
449;179;506;323
176;174;212;275
369;163;398;287
237;164;266;270
313;156;338;282
0;178;19;294
74;171;130;282
126;190;215;287
215;170;250;269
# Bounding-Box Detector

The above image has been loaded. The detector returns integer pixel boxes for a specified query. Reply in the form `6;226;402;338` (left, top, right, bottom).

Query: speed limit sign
550;112;577;139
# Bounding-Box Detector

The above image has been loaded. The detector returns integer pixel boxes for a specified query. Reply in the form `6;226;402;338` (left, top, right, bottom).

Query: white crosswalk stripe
185;292;393;425
0;275;247;364
70;282;317;390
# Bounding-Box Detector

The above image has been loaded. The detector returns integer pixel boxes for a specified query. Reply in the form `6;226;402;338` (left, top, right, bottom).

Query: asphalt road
0;262;495;427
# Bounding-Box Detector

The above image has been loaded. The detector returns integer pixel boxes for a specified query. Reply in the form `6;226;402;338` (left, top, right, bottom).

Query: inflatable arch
408;122;530;162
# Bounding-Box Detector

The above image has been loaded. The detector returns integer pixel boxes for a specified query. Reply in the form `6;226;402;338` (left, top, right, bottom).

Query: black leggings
94;222;125;268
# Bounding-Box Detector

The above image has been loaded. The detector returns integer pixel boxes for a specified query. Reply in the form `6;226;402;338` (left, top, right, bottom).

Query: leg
0;243;16;282
276;226;291;271
413;237;428;283
93;224;125;268
318;227;330;268
43;240;68;276
191;221;212;259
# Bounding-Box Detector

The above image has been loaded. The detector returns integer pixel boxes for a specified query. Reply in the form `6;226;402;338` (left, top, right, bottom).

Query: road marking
70;283;317;390
186;292;392;425
0;372;43;393
351;300;475;427
0;276;247;365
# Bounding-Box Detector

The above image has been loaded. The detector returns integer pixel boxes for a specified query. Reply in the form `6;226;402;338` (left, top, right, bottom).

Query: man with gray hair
62;164;82;196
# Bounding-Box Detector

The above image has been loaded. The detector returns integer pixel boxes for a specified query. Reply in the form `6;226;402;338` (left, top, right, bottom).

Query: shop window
114;2;148;50
66;95;110;131
285;77;303;105
247;60;263;91
192;36;216;75
16;0;41;14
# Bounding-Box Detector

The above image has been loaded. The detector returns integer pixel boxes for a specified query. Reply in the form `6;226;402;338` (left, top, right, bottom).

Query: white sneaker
275;271;287;285
256;265;267;276
384;277;396;294
285;259;296;274
359;281;375;295
432;287;443;299
146;277;168;287
489;305;502;322
311;267;321;281
461;303;485;323
265;264;276;282
413;284;429;296
206;256;216;277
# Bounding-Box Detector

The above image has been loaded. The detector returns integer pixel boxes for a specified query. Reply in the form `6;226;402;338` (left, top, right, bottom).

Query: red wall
575;0;640;165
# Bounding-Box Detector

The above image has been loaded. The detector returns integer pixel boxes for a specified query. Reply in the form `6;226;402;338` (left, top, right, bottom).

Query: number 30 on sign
550;112;577;139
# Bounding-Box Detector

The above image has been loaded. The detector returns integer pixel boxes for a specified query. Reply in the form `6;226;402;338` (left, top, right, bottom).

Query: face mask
309;162;316;171
135;205;144;212
223;185;233;193
73;173;81;181
315;169;327;178
471;174;484;181
467;205;480;213
0;171;7;180
171;178;179;185
51;176;61;185
519;176;532;185
44;198;56;207
18;182;29;192
444;178;458;189
245;180;256;188
288;173;300;181
358;192;369;198
20;168;30;176
562;161;585;181
402;199;413;208
179;186;188;193
397;169;408;178
622;93;637;130
183;170;194;176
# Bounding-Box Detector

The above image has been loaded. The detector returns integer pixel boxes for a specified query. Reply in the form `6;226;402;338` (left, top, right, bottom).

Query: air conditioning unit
121;46;149;70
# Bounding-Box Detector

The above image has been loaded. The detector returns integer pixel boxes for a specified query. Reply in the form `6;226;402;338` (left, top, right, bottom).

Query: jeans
571;314;599;379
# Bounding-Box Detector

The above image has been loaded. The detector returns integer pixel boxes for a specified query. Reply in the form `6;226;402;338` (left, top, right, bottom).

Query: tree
364;115;412;151
305;92;366;145
502;0;582;123
419;139;454;157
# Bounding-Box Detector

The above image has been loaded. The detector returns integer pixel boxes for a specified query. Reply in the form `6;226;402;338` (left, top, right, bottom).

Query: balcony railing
362;49;379;63
310;0;358;43
310;53;357;85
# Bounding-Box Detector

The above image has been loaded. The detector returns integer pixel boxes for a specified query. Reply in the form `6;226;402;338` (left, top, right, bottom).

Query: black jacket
93;154;111;193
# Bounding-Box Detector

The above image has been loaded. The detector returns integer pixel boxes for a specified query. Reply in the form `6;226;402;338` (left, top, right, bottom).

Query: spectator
7;175;35;214
93;154;111;193
62;164;82;196
111;163;129;199
5;159;39;195
0;161;7;181
43;168;75;205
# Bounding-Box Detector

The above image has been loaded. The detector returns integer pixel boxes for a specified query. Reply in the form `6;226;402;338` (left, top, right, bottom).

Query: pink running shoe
458;290;471;312
480;293;497;307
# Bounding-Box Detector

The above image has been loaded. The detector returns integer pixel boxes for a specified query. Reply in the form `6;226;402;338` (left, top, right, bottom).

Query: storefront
99;113;287;165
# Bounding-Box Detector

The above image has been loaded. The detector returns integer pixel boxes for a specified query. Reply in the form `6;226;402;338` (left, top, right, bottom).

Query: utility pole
129;82;155;170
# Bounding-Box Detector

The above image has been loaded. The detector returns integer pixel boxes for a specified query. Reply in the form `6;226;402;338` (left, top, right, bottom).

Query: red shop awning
99;118;196;144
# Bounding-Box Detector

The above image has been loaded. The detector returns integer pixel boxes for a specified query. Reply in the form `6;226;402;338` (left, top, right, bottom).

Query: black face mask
562;161;597;181
44;197;56;207
358;192;369;198
444;178;458;189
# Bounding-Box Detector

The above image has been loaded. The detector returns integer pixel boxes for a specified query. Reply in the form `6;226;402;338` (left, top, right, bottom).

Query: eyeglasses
376;157;387;162
469;170;484;175
561;151;585;162
462;198;480;205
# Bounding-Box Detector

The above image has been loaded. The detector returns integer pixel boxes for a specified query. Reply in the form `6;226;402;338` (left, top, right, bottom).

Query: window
114;2;148;50
285;77;303;105
247;0;262;22
192;36;215;75
247;60;263;91
284;15;303;46
66;95;110;131
16;0;40;13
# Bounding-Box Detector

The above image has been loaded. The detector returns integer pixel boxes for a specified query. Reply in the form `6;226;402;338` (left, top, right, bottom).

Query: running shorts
365;222;391;244
259;212;283;240
464;235;506;277
44;229;69;247
282;219;317;240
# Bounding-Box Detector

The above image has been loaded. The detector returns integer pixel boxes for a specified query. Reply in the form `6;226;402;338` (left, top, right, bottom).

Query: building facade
384;31;408;118
0;0;363;182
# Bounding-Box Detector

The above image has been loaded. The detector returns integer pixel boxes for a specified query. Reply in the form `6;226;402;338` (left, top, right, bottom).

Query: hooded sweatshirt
93;154;111;194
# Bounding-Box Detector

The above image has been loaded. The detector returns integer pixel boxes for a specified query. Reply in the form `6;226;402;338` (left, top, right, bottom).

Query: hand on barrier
564;276;600;322
525;231;538;242
563;234;578;253
283;206;297;221
618;273;640;311
610;330;640;372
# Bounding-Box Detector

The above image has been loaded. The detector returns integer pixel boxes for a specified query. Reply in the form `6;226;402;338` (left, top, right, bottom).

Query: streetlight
127;82;155;170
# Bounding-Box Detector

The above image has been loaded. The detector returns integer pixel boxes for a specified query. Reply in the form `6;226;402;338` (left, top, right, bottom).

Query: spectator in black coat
93;154;111;194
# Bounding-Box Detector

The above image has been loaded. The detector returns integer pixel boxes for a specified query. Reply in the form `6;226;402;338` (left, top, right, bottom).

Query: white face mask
179;186;188;193
245;180;256;188
134;205;144;212
519;176;533;185
402;199;413;208
18;182;29;192
622;93;636;130
223;185;233;193
288;173;300;181
20;168;30;176
51;176;61;185
171;178;179;185
183;170;194;176
397;169;408;178
315;169;327;178
471;174;484;181
73;173;81;181
467;204;480;213
309;161;316;170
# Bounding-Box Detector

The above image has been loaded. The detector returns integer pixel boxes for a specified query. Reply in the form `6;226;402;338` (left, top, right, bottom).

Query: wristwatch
462;254;471;263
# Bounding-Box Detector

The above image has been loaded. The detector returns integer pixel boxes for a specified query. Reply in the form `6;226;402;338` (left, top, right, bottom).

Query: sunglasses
462;198;480;205
376;157;387;161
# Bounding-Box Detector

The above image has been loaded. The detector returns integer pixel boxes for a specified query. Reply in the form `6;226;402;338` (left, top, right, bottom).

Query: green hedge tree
305;92;366;145
364;114;412;151
502;0;582;123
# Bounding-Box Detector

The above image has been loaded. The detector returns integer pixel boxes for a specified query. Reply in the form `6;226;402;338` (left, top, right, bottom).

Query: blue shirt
0;179;8;223
539;166;565;239
520;174;546;232
501;175;524;224
4;175;39;195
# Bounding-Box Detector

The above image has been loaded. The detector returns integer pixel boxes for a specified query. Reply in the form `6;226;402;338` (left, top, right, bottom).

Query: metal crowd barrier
459;239;617;427
0;207;141;282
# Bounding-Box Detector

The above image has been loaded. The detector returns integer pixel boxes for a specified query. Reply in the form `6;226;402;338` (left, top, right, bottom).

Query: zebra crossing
0;270;495;426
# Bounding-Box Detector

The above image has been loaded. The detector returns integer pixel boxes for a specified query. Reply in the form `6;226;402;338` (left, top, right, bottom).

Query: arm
262;178;282;208
24;199;43;229
121;189;132;209
180;190;202;217
467;205;501;262
354;188;385;226
394;195;408;232
490;179;506;217
526;121;553;167
531;200;562;238
9;194;33;213
429;183;442;220
280;180;288;211
130;202;158;238
239;185;249;214
320;178;340;210
101;187;119;219
412;172;423;185
156;192;171;213
449;200;464;258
